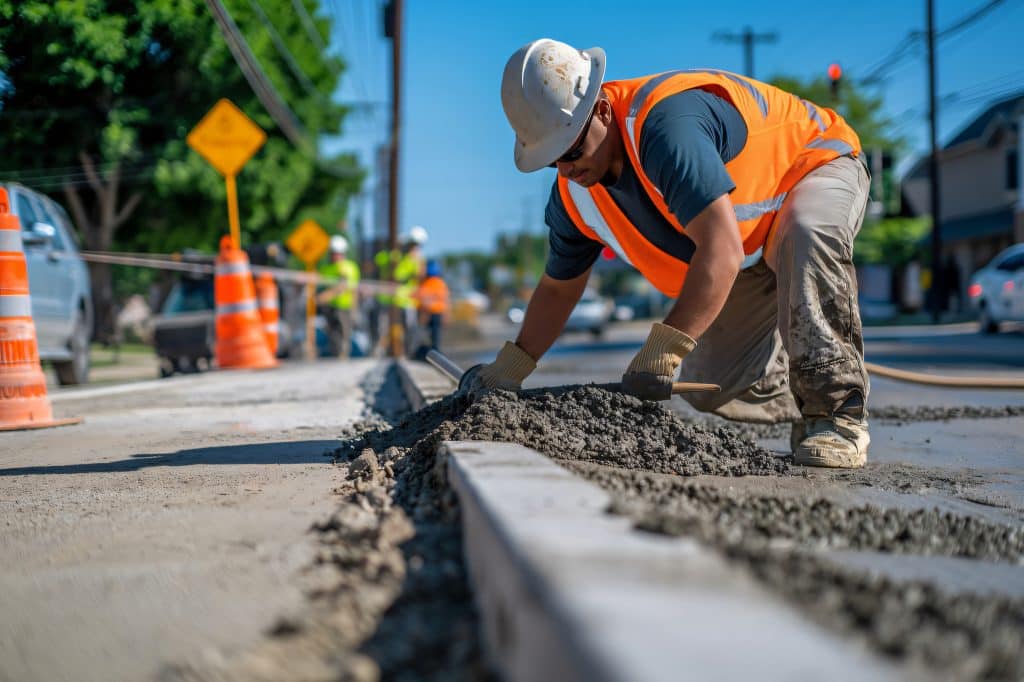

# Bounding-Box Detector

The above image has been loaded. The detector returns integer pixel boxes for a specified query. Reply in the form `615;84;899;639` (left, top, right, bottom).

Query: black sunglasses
548;107;596;168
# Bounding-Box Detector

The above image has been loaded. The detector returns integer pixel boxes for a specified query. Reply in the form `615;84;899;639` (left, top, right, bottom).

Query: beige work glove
459;341;537;398
621;323;697;401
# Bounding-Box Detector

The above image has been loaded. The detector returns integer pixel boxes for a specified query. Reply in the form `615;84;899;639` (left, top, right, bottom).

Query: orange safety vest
557;70;862;297
414;276;450;315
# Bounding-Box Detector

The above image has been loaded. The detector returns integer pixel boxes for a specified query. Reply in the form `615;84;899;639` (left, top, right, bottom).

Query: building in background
902;92;1024;301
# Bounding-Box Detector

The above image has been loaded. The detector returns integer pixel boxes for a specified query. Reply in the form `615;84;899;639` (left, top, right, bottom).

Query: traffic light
827;63;842;102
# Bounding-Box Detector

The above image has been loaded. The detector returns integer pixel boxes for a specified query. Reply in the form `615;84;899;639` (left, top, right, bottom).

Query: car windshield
162;279;214;315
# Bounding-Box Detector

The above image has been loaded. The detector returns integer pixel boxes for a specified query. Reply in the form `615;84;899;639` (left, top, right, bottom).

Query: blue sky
320;0;1024;257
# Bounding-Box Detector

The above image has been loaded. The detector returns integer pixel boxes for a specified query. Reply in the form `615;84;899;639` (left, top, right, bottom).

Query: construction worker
464;39;871;469
372;226;428;354
413;259;451;353
318;235;360;358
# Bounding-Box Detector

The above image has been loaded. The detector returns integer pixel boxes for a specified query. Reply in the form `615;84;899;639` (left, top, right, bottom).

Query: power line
290;0;330;55
860;0;1012;85
246;0;324;101
203;0;360;179
204;0;308;148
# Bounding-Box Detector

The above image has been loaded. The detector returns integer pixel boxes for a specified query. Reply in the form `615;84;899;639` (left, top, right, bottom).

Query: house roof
945;91;1023;148
904;91;1024;181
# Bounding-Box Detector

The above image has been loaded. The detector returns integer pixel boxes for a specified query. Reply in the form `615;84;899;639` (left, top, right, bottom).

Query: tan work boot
792;416;869;468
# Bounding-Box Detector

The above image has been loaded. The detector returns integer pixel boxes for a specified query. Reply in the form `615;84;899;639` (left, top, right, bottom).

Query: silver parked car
967;243;1024;334
3;183;93;384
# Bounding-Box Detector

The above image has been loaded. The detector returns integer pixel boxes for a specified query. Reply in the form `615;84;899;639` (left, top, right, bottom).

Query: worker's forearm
514;277;584;360
663;252;741;340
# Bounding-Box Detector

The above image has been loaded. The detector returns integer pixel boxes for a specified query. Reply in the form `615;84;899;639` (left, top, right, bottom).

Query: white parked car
3;183;93;384
967;243;1024;334
506;290;614;337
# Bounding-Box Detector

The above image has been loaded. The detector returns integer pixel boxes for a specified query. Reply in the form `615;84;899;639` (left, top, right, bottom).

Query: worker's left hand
621;323;697;401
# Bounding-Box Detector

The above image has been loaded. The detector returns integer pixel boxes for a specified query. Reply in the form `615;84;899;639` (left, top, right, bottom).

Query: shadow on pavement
0;440;339;476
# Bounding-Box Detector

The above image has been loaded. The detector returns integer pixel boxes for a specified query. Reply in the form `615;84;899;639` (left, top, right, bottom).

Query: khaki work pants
679;155;871;424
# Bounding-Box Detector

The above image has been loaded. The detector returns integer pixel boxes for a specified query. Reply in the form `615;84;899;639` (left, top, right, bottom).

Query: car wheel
54;309;90;385
979;302;1000;334
589;326;604;338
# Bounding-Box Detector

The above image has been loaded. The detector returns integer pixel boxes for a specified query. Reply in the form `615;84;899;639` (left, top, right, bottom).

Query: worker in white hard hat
463;38;872;469
318;235;360;358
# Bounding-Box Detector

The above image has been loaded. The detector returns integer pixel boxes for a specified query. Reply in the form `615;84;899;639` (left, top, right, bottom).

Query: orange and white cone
254;272;279;357
0;188;81;431
214;236;276;370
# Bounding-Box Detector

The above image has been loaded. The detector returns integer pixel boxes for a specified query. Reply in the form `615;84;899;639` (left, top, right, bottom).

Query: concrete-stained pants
679;155;871;424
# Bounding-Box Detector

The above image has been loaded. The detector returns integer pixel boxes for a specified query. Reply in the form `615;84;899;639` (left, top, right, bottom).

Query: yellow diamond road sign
186;99;266;177
286;219;331;266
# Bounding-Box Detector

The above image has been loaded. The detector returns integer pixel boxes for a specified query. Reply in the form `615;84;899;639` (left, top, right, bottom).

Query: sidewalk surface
0;359;380;682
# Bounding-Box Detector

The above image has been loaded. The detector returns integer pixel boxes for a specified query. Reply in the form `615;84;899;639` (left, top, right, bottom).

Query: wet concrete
454;386;786;477
387;374;1024;680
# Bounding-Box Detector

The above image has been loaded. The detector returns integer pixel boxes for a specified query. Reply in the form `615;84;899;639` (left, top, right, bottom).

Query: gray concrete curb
395;358;454;411
443;440;905;682
395;361;906;681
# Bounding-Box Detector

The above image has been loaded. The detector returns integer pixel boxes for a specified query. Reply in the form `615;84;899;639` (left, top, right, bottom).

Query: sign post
285;219;331;361
186;99;267;249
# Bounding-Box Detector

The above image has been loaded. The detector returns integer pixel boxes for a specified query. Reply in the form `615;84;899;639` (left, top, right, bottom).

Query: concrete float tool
425;349;720;401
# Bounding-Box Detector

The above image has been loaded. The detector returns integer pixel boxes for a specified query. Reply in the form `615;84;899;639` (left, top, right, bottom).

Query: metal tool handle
425;349;465;384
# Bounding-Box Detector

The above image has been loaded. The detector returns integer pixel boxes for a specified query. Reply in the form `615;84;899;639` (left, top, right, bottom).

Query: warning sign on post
186;99;267;177
286;219;330;266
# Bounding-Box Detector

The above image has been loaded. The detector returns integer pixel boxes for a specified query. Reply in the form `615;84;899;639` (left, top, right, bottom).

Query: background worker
413;259;450;355
318;235;360;358
372;226;428;355
465;38;871;469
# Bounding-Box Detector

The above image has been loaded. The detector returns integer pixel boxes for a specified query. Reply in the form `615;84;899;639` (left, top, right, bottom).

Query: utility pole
385;0;404;356
712;27;778;79
926;0;943;323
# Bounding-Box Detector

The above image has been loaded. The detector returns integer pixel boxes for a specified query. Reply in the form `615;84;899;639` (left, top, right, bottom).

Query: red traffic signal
827;63;842;100
600;247;616;261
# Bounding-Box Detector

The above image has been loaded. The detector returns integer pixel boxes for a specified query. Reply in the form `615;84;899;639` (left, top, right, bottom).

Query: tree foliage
854;216;931;267
0;0;363;338
769;75;907;155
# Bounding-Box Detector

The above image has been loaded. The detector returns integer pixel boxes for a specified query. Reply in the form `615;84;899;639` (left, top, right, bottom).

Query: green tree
853;216;931;267
0;0;363;341
769;74;907;154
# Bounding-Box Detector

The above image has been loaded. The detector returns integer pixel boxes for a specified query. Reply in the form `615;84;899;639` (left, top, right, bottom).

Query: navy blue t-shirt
545;88;748;280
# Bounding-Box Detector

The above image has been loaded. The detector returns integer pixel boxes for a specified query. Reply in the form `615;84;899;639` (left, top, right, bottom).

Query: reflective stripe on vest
0;230;23;252
216;261;250;275
566;182;635;267
0;294;32;318
806;136;856;155
803;99;826;132
217;300;257;315
258;297;279;310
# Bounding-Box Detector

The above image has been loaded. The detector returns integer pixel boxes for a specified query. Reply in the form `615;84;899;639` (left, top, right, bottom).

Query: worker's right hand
458;341;537;398
620;323;697;401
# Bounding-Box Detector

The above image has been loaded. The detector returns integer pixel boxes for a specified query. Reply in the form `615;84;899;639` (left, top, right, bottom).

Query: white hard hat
501;38;606;173
329;235;348;253
406;225;428;245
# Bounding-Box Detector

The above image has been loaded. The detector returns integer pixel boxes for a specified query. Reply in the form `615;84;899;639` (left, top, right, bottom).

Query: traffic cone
214;236;276;369
254;272;279;357
0;188;81;431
